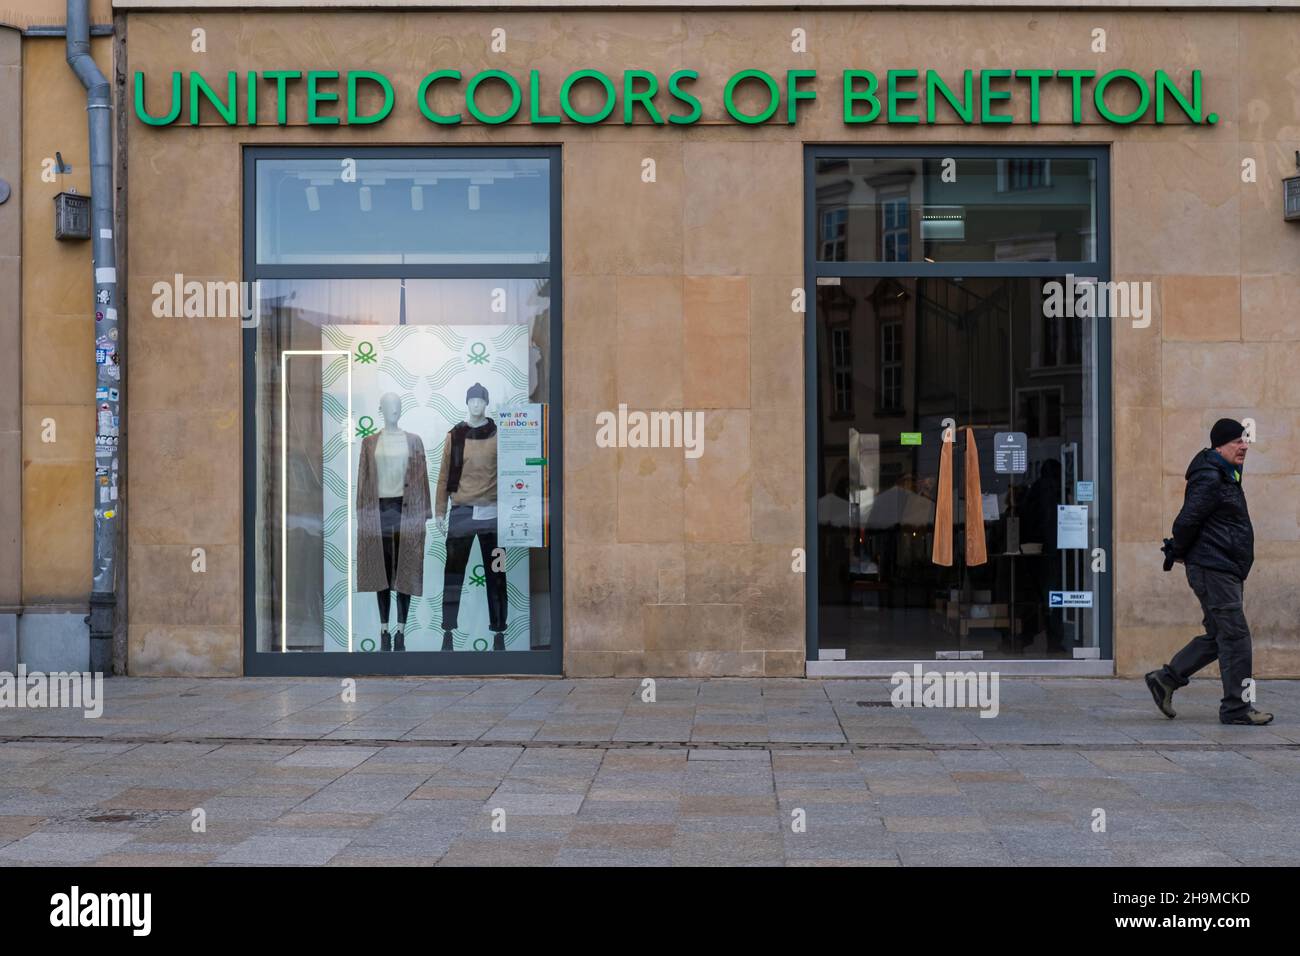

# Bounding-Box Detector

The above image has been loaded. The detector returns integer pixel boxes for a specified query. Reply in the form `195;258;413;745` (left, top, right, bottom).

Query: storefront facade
6;2;1300;678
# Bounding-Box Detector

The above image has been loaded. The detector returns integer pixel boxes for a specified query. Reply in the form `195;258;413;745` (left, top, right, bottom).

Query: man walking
1145;419;1273;725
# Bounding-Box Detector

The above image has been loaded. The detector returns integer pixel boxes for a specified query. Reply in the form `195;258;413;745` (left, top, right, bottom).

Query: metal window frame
241;145;564;677
804;143;1113;668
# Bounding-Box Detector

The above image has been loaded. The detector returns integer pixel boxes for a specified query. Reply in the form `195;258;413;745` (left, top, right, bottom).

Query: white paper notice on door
1057;504;1089;550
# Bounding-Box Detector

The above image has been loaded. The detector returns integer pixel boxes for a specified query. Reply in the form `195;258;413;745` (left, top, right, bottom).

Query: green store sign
133;67;1216;127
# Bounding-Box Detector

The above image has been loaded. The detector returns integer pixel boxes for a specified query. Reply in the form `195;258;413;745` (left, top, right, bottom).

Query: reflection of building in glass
815;156;1097;265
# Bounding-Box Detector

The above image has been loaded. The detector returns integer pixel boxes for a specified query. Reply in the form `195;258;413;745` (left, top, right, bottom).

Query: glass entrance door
809;147;1109;664
815;274;1100;661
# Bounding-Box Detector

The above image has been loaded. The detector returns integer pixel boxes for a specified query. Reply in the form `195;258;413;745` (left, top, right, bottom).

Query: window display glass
256;156;550;265
247;150;557;668
253;278;553;656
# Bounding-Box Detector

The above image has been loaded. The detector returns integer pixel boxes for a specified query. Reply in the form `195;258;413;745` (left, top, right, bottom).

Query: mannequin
356;392;432;652
435;382;508;651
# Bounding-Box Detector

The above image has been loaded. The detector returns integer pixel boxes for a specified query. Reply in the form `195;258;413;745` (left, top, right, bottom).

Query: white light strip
281;349;353;654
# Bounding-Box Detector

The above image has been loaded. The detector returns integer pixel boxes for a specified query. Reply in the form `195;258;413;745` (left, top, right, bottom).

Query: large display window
243;149;562;675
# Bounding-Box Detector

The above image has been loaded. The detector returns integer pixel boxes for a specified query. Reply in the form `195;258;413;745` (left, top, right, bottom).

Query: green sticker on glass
526;457;547;466
900;432;922;446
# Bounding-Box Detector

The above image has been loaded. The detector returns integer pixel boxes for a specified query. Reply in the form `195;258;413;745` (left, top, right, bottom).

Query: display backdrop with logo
320;323;532;652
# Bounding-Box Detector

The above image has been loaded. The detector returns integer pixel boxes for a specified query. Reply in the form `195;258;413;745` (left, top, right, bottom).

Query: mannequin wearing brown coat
356;394;431;651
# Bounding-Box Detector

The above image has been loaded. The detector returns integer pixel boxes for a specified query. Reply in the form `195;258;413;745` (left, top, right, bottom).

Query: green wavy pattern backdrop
320;324;534;653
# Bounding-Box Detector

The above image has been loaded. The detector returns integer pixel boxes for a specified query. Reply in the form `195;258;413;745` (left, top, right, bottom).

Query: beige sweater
435;429;497;519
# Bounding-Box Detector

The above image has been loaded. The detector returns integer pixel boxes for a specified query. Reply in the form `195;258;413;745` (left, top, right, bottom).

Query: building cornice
106;1;1300;12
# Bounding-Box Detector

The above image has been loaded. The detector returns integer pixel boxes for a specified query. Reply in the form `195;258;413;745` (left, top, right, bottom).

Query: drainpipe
66;0;119;675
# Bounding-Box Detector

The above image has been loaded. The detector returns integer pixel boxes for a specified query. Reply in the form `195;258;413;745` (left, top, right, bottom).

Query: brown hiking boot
1221;709;1274;726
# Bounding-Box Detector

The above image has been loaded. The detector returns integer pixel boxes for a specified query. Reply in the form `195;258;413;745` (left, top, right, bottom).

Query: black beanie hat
1210;418;1244;448
466;382;489;403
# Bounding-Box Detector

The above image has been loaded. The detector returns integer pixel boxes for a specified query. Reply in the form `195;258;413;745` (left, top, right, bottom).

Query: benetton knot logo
467;342;490;365
355;341;377;364
356;415;377;438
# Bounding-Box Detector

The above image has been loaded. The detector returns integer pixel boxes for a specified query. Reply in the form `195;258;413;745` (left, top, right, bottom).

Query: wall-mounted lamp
305;185;320;212
359;185;372;212
410;185;423;211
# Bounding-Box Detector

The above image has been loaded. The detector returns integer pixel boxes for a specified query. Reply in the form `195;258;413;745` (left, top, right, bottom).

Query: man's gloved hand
1161;537;1176;572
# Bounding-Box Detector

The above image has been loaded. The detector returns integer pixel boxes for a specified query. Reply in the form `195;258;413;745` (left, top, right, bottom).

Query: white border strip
281;349;353;653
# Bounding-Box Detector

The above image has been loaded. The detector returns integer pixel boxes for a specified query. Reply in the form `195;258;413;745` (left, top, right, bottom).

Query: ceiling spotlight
359;186;372;212
411;185;423;211
468;185;480;210
305;186;320;212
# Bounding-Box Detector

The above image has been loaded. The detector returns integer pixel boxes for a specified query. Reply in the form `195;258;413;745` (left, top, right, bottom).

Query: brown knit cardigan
356;430;431;595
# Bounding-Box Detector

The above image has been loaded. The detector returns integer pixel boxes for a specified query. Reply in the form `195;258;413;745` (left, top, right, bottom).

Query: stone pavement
1;677;1298;866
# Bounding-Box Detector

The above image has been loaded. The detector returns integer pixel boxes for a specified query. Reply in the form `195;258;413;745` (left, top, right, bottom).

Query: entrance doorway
806;148;1111;667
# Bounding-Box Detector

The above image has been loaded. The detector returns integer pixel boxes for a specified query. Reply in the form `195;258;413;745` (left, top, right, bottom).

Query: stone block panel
128;624;241;677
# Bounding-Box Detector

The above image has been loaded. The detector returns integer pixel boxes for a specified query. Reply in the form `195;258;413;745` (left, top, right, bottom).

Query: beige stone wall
120;8;1300;676
19;37;112;610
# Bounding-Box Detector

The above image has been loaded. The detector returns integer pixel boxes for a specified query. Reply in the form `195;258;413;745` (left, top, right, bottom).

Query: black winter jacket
1170;448;1254;580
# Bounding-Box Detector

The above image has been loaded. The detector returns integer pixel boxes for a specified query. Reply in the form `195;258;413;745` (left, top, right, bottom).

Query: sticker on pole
1049;591;1093;608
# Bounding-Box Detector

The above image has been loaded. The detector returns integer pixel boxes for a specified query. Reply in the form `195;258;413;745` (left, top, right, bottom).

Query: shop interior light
921;205;965;241
468;185;480;210
359;185;372;212
305;185;320;212
410;185;423;211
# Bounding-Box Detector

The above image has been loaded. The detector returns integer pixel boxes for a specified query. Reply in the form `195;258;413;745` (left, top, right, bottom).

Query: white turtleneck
376;429;407;497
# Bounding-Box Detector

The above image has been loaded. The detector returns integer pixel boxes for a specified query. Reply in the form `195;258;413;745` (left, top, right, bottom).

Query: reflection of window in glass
880;191;910;262
1017;386;1064;438
814;156;1097;263
998;159;1052;191
821;207;848;261
880;320;903;411
1033;303;1084;369
831;326;853;415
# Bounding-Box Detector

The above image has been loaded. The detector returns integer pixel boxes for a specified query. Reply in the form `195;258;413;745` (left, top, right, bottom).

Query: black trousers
1159;564;1253;720
376;496;411;627
442;504;508;633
